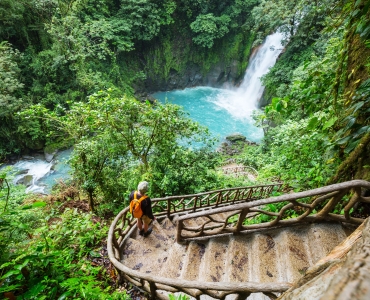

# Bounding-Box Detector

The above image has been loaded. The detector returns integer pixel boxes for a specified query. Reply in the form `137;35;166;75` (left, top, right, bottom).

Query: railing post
167;198;171;218
193;196;198;212
235;208;249;233
318;189;348;217
216;192;222;207
176;219;184;244
149;281;157;299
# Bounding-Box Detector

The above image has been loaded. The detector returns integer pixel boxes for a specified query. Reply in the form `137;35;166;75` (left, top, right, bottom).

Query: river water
9;32;283;193
153;32;284;143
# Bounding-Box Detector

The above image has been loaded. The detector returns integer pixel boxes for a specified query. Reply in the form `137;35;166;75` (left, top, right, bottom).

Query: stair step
251;232;280;283
158;242;188;278
122;238;168;275
181;241;208;281
184;218;200;227
308;223;346;264
225;235;253;282
160;217;177;240
134;221;173;251
123;216;352;299
199;237;229;282
277;226;311;282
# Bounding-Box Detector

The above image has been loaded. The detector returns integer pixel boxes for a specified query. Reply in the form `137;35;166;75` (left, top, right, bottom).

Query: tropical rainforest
1;0;370;299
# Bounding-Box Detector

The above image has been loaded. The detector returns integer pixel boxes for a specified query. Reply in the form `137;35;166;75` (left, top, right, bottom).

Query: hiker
129;181;155;237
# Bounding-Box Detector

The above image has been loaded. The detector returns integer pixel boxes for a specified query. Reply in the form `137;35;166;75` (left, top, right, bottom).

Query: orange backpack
129;191;148;218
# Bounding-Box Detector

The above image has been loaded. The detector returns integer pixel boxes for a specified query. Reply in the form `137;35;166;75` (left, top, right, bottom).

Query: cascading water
211;32;284;118
154;31;284;142
13;159;53;193
6;32;283;194
9;149;72;194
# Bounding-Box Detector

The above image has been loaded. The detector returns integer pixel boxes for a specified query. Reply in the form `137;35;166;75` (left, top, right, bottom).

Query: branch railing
107;180;370;299
176;180;370;243
108;183;283;299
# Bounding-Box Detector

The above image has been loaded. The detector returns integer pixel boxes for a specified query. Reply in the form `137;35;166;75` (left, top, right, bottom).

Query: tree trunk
88;189;95;212
328;132;370;184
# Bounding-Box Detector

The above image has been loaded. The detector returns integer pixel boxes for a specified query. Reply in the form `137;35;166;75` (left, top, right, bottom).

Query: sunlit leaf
322;117;337;130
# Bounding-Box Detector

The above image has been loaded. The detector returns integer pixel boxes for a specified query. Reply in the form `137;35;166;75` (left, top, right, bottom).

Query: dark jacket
129;191;154;219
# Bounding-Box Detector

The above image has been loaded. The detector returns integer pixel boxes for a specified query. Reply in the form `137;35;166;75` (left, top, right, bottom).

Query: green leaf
22;205;33;210
58;292;71;300
322;117;338;130
1;269;21;279
32;201;47;208
0;284;21;293
89;250;101;258
336;136;351;145
307;117;319;130
351;101;364;113
276;102;282;112
343;117;356;132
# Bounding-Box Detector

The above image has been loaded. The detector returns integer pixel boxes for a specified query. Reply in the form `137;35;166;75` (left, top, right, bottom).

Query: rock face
44;149;57;163
143;59;242;93
226;134;247;143
217;134;257;156
278;218;370;300
16;174;33;187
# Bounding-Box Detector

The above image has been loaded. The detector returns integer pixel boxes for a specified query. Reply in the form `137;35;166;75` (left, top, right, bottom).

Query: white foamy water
13;159;53;193
10;149;72;194
210;32;284;120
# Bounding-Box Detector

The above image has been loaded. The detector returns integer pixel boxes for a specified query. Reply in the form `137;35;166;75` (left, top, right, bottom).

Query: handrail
176;180;370;243
107;180;370;299
150;183;283;217
107;183;284;299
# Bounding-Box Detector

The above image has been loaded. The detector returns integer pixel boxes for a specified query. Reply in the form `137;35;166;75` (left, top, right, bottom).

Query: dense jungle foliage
1;0;370;299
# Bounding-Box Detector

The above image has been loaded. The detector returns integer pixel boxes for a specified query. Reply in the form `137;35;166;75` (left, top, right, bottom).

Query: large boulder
225;133;247;143
16;174;34;187
44;149;57;163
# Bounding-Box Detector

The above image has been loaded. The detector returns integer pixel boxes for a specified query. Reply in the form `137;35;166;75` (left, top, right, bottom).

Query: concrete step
276;226;311;282
122;238;168;275
307;222;347;264
158;242;188;279
199;237;229;282
159;217;177;241
180;241;208;281
123;212;353;300
134;220;173;252
250;231;281;283
225;235;253;282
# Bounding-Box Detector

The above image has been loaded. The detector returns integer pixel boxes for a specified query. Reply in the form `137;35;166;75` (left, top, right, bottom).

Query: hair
137;181;149;194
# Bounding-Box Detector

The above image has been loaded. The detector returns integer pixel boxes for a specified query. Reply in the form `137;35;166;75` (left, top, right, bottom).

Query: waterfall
9;149;72;194
13;159;53;193
210;32;284;120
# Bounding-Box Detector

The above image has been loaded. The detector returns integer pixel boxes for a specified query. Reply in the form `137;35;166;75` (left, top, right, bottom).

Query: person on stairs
129;181;155;237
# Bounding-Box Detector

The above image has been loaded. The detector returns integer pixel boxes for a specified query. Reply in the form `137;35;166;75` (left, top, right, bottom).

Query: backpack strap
133;191;148;204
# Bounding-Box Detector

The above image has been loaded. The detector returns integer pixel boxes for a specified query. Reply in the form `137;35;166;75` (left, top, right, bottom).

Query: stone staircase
121;215;353;299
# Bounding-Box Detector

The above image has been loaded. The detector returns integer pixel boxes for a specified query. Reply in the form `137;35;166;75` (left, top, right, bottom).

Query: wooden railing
107;180;370;299
107;183;283;299
150;183;283;217
176;180;370;243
